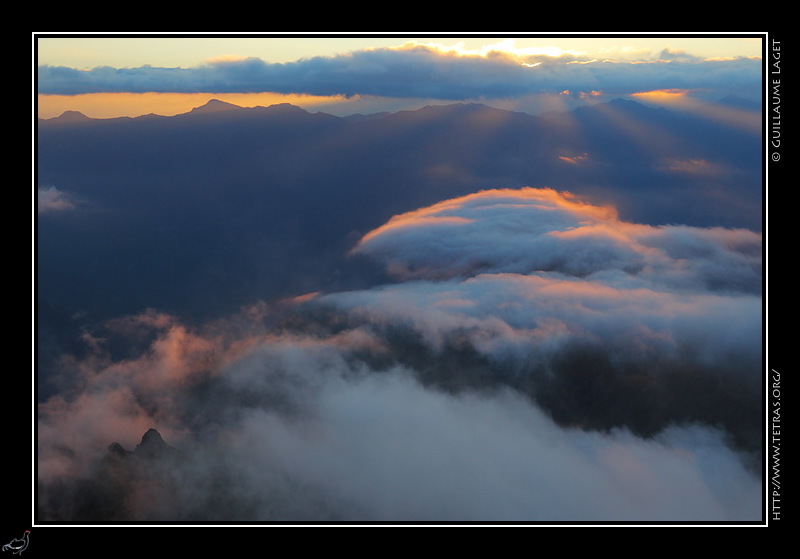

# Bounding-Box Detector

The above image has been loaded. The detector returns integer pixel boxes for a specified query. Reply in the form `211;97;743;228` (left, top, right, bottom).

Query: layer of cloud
37;308;761;522
350;187;762;294
36;187;762;523
325;188;762;472
37;43;762;101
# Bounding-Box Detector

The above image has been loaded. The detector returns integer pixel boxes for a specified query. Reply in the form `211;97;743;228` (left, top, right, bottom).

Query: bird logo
2;531;29;555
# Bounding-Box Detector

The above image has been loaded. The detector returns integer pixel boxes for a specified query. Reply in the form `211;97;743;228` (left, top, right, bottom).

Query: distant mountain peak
264;102;308;114
132;428;175;459
606;97;641;109
107;441;133;457
137;427;165;446
47;110;92;123
189;98;242;114
104;428;181;463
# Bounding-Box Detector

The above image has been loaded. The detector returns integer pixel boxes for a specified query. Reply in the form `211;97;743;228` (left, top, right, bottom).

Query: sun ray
632;89;761;134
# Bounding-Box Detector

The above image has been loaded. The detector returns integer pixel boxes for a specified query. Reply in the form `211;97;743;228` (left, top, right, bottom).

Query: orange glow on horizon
37;91;349;120
631;89;692;105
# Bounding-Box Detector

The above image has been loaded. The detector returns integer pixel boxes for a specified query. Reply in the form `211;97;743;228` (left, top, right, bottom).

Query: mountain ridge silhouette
36;96;762;353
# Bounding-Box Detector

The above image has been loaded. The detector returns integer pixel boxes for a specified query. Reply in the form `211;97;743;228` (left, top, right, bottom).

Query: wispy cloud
37;186;77;214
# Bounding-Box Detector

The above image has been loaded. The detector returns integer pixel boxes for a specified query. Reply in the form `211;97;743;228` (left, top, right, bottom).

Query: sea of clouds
37;187;762;523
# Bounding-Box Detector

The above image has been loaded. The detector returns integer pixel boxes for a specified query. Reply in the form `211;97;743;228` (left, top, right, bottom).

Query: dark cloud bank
35;98;763;524
37;44;762;102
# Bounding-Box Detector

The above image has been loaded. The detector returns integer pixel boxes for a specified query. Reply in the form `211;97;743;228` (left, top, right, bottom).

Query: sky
34;32;766;526
34;33;765;119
